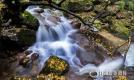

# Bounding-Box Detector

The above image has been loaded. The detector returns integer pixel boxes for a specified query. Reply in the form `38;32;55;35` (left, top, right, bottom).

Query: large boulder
41;56;69;75
69;31;107;65
1;27;36;46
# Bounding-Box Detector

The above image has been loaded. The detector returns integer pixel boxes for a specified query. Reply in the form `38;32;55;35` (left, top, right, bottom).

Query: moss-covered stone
93;19;103;30
94;4;105;12
107;5;119;15
68;2;93;12
41;56;69;75
111;18;130;39
17;28;36;46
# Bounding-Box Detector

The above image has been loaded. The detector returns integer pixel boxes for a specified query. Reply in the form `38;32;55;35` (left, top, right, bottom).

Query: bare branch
50;4;92;28
91;1;111;25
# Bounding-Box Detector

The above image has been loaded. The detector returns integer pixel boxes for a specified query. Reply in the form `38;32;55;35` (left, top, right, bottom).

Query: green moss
111;18;130;39
17;28;36;45
41;56;69;75
22;11;37;24
93;19;103;30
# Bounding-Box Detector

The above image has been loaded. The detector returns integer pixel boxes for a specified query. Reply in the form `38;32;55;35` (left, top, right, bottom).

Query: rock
71;21;81;29
24;50;32;55
19;57;31;68
0;36;23;58
94;5;105;12
1;27;36;46
126;66;134;80
111;18;130;39
93;19;103;30
34;8;44;13
41;56;69;75
31;53;39;61
68;2;93;12
17;28;36;46
70;32;106;65
131;29;134;42
47;16;60;24
65;70;92;80
107;5;119;14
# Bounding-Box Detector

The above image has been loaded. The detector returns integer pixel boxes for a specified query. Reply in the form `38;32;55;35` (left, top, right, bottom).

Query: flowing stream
25;6;83;73
125;43;134;66
23;6;124;79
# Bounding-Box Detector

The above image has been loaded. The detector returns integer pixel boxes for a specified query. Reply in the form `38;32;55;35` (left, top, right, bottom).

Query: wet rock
41;56;69;75
70;32;106;65
131;29;134;42
19;57;31;68
31;53;39;61
126;66;134;80
71;21;81;29
65;70;92;80
47;16;60;24
34;8;44;13
24;50;32;55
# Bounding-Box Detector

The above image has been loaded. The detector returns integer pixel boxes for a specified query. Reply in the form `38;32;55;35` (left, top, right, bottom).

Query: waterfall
24;6;124;78
25;6;82;72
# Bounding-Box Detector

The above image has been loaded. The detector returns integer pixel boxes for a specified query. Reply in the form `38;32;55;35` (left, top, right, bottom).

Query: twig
50;3;92;27
91;0;111;25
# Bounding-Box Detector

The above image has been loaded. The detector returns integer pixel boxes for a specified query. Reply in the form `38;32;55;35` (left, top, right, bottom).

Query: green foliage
118;0;134;11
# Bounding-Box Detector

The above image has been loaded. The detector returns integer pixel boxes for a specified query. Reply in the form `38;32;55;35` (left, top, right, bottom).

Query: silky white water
125;43;134;66
25;6;83;72
24;6;124;78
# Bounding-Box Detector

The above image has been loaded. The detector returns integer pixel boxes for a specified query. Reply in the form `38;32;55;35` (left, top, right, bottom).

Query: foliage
118;0;134;11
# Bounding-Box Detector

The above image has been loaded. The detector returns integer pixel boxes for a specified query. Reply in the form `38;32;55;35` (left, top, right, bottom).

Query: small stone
24;50;32;55
47;16;60;24
19;57;31;68
34;8;44;13
116;12;125;19
31;53;39;61
71;21;81;29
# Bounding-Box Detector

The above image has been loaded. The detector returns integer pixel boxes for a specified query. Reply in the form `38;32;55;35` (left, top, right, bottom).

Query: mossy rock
93;19;103;30
41;56;69;75
17;28;36;46
107;5;119;14
111;18;130;39
94;4;105;12
68;2;93;12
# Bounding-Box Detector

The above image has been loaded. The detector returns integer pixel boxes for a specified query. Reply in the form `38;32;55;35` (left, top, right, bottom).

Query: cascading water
125;43;134;66
21;6;124;79
25;6;83;73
